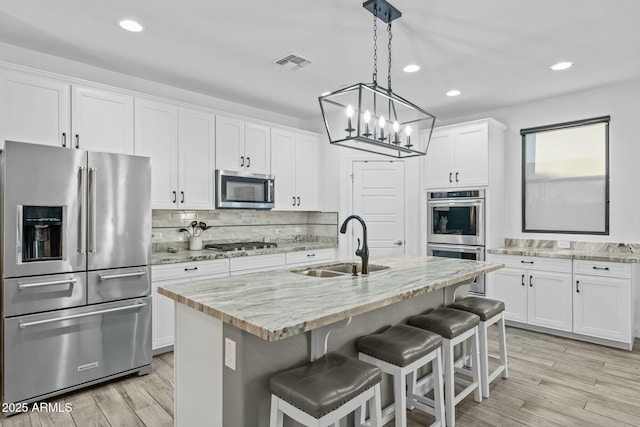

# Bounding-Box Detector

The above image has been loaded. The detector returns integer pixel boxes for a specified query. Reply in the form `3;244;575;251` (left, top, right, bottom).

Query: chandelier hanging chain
387;20;392;91
372;7;378;86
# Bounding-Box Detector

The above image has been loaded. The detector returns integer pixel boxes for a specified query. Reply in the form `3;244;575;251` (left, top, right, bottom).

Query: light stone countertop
488;247;640;263
151;242;337;265
158;255;504;342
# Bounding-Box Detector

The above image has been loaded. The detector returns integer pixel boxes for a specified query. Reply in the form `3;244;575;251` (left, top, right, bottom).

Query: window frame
520;116;610;235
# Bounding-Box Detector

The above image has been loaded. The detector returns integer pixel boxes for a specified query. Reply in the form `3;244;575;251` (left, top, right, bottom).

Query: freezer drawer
87;266;150;304
3;296;151;404
3;272;86;317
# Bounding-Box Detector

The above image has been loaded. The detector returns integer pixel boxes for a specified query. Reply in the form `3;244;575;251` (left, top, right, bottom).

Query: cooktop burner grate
205;242;278;252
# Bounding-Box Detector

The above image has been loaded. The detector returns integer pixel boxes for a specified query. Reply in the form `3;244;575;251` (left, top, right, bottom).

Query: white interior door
352;161;405;256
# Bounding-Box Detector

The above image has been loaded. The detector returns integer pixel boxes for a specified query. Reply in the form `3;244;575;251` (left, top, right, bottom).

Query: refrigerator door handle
89;167;97;254
18;278;78;290
99;271;147;281
18;302;148;329
79;167;87;254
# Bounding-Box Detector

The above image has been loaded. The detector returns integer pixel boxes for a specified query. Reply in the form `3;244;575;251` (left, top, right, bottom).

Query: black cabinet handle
172;191;177;203
592;266;610;271
529;275;533;287
247;157;251;168
449;172;452;183
297;196;301;206
455;172;459;182
307;253;316;257
180;191;185;203
184;267;198;272
576;280;580;293
521;274;525;286
292;196;296;206
75;134;80;149
62;132;67;147
240;156;245;167
521;260;534;264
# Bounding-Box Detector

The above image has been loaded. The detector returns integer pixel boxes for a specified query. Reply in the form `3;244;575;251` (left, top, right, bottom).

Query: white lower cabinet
573;260;632;343
488;254;636;348
229;253;286;276
285;248;337;266
491;256;572;332
151;259;229;351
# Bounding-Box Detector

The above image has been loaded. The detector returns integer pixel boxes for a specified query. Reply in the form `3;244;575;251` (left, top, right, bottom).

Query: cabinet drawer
286;248;337;265
490;254;572;273
152;259;229;281
229;253;286;274
573;260;631;279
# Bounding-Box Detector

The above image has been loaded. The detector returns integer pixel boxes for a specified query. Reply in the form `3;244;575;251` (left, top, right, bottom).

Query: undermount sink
292;263;390;278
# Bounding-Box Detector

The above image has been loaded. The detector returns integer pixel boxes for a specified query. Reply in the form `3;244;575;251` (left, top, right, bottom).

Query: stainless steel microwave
215;170;275;209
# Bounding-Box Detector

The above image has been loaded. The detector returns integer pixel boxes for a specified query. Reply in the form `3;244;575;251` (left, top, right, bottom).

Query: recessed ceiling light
320;91;331;96
550;61;573;71
119;19;143;33
446;89;461;97
403;64;420;73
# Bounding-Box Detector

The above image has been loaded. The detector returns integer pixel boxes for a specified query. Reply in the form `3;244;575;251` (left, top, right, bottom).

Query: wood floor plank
141;374;175;418
113;376;156;412
27;398;75;427
65;393;110;427
134;404;172;427
91;385;144;427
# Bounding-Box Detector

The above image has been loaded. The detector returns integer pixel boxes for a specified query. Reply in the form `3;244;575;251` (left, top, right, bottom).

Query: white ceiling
0;0;639;121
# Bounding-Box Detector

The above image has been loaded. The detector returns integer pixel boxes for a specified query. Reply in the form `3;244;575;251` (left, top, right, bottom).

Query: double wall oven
427;190;486;294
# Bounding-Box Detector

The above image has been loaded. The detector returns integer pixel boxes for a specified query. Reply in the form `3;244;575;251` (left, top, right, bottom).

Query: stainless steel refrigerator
1;141;152;405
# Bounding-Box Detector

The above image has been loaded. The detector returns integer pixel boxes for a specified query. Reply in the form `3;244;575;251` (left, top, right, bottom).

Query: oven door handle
19;302;147;329
428;199;484;207
428;244;483;254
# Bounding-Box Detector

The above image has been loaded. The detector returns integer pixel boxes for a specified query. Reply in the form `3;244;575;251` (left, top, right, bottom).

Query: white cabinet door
425;130;454;189
271;128;296;210
453;124;488;187
1;71;70;148
215;115;244;172
244;122;271;174
134;98;179;209
527;271;572;331
492;268;528;323
294;133;318;210
152;278;181;351
71;86;134;154
573;274;631;342
179;107;216;209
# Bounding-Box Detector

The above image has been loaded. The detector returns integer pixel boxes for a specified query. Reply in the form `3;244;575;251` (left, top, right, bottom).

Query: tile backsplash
152;210;338;252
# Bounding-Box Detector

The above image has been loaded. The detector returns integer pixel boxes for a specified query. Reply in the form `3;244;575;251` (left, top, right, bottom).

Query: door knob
394;240;404;246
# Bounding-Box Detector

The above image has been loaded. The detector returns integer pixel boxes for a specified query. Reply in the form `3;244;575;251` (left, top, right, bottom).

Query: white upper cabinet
135;98;215;210
271;128;318;211
216;115;270;174
71;86;134;154
178;107;216;209
1;71;70;148
425;119;505;190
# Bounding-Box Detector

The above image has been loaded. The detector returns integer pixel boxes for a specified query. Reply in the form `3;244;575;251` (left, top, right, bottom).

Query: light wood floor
1;327;639;427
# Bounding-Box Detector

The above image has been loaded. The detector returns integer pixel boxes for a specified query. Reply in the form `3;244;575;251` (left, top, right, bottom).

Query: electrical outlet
224;338;236;371
151;232;162;240
274;228;282;235
557;240;571;249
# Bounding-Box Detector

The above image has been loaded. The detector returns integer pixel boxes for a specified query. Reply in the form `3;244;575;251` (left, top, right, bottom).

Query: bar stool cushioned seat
408;307;479;339
448;297;505;321
269;352;382;419
357;324;442;367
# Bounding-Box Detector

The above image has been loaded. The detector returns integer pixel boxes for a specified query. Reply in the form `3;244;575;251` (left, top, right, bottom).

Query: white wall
441;79;640;244
0;42;307;130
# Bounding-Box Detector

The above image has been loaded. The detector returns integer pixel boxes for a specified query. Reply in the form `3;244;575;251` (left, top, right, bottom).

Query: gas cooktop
204;242;278;252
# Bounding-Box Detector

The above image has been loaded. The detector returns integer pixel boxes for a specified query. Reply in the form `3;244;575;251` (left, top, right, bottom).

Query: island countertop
158;255;503;342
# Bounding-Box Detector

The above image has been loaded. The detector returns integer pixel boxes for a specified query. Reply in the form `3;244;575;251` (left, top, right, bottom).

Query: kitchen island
158;255;503;427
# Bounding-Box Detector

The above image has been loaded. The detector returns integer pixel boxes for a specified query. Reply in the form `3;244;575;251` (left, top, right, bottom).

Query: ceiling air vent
273;53;312;70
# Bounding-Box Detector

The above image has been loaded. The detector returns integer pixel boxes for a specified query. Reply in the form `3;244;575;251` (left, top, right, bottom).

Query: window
521;116;609;234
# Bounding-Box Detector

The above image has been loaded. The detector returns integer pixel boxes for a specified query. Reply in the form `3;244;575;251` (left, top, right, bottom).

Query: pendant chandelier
318;0;436;158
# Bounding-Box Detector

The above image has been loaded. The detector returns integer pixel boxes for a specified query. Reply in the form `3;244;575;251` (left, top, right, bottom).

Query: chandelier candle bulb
392;120;400;144
378;116;386;141
363;110;372;137
345;105;355;135
405;125;412;148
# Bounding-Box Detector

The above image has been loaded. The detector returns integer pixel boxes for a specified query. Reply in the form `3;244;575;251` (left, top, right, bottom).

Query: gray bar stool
448;296;508;398
356;324;445;427
409;308;482;427
269;352;383;427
